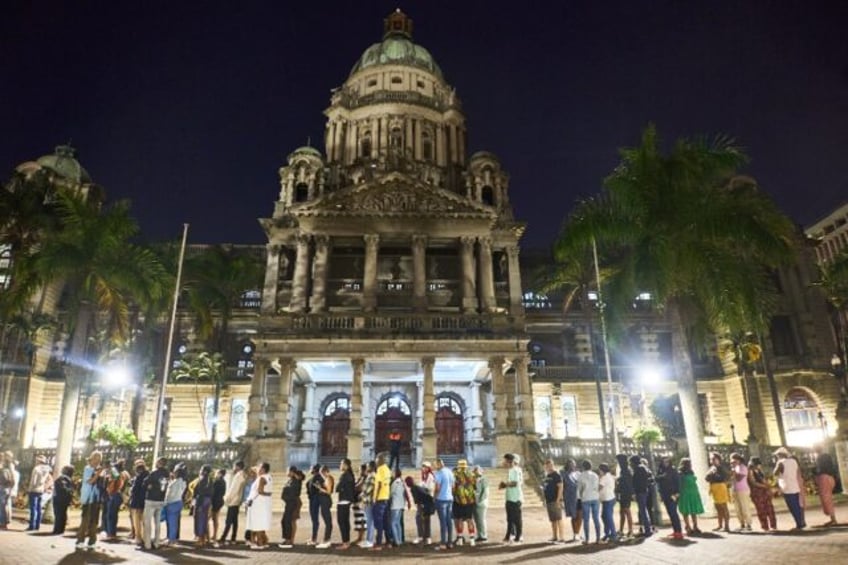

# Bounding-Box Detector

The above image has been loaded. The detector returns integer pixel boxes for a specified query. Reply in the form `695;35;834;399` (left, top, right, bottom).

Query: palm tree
555;124;797;502
171;350;225;443
815;250;848;360
32;193;168;472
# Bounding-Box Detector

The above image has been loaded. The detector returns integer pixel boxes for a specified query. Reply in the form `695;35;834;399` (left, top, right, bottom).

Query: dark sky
3;1;847;249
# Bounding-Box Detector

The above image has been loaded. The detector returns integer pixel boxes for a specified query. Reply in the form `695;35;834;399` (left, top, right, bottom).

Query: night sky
3;1;847;249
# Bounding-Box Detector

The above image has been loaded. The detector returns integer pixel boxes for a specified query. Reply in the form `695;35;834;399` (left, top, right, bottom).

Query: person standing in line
629;455;653;537
360;461;376;549
0;451;17;530
370;453;392;551
614;454;633;538
561;458;583;542
352;463;367;545
26;454;52;531
315;465;335;549
747;457;776;532
472;465;489;543
141;457;169;551
76;451;104;550
412;461;435;545
246;462;273;549
451;459;477;547
210;468;227;546
305;464;324;546
127;459;148;545
389;468;409;547
705;452;731;532
730;453;753;531
774;447;806;530
242;467;256;543
193;465;215;548
815;453;839;527
542;459;564;543
432;458;454;550
677;457;705;534
577;460;601;544
220;460;246;544
499;453;524;545
104;459;129;540
51;465;75;535
597;463;617;542
162;464;187;547
656;457;684;540
336;458;356;550
279;466;304;549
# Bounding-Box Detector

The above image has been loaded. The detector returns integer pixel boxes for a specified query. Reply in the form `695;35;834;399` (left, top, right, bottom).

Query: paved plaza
2;498;848;565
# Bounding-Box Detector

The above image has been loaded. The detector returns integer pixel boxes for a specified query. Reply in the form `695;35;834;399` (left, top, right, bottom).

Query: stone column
436;126;445;166
478;236;496;312
290;233;311;312
405;117;414;157
469;381;483;441
301;383;318;444
514;356;535;434
362;234;380;312
412;234;428;312
379;116;388;156
449;124;458;163
505;245;524;316
348;358;366;467
550;383;565;439
309;235;330;312
413;119;422;160
261;244;281;315
362;382;373;456
421;357;437;461
247;357;269;437
416;381;425;466
490;357;507;434
274;358;296;438
460;236;478;313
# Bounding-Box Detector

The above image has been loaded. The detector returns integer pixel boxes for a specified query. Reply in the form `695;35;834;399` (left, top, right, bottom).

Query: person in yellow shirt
371;453;392;550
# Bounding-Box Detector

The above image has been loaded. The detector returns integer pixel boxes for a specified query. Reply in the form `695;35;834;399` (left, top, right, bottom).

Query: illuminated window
377;394;411;416
236;341;255;378
534;395;551;437
240;289;261;309
324;396;351;416
522;291;552;309
0;244;11;289
435;396;462;414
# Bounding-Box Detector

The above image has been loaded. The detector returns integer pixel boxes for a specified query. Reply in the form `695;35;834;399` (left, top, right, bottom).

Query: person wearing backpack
51;465;75;535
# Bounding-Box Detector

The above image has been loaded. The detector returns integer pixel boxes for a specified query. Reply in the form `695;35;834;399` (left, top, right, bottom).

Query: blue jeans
364;503;375;543
582;499;600;542
372;501;388;545
662;496;682;533
435;499;452;545
390;509;403;545
601;499;617;539
105;492;123;535
0;489;8;526
636;492;652;534
164;500;183;541
28;492;43;529
784;493;806;529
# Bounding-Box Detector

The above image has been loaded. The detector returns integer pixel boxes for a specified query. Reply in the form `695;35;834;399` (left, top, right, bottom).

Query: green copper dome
350;35;443;79
36;145;91;183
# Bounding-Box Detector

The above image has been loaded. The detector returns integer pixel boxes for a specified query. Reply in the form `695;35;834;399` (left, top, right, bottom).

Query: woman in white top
597;463;617;541
773;447;806;529
247;462;273;549
577;460;601;544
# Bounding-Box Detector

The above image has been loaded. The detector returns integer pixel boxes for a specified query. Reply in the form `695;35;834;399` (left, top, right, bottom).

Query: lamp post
637;364;662;426
730;423;737;445
818;411;828;442
564;417;570;458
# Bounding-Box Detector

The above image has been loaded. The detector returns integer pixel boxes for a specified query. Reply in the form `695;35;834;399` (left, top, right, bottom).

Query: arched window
481;185;495;206
294;182;309;202
324;396;351;417
390;127;403;149
377;394;411;416
421;131;433;161
361;133;372;158
0;244;12;289
434;395;462;414
783;387;824;446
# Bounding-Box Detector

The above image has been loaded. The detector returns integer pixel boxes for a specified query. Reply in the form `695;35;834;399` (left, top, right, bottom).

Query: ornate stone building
247;10;532;469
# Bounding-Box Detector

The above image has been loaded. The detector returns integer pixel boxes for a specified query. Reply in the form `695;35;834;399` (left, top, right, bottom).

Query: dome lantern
383;8;413;39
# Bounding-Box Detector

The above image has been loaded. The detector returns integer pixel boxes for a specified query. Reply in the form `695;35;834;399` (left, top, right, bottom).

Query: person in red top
388;431;402;471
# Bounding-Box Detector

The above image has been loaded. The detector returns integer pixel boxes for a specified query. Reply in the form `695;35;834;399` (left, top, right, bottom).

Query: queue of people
0;445;841;553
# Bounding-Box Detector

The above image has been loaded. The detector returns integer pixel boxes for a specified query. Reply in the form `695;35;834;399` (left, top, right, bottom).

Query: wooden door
374;406;413;455
321;408;351;456
436;406;464;454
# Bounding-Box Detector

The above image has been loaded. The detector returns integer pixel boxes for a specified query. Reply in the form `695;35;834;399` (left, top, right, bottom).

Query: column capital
364;233;380;249
488;356;505;371
277;357;297;373
477;235;493;249
296;232;311;246
267;243;283;254
505;244;520;256
314;234;330;248
351;357;366;372
512;355;531;367
412;234;428;248
421;356;436;371
460;235;476;248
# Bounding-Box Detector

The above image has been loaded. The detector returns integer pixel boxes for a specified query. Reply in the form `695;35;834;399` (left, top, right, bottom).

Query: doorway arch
435;393;465;455
374;393;413;456
320;394;351;456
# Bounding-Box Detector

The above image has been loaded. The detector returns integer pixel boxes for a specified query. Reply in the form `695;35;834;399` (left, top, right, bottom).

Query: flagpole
592;236;620;455
152;223;189;462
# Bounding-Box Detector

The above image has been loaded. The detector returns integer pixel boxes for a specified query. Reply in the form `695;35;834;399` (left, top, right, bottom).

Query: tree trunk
669;302;711;511
54;304;92;475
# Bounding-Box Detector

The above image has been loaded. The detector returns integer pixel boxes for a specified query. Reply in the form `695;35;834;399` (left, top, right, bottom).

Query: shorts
618;495;632;509
452;503;475;520
546;502;563;521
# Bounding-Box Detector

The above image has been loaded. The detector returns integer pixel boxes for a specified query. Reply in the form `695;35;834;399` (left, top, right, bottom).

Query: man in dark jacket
52;466;75;535
629;455;653;537
279;466;303;548
656;457;683;539
128;459;148;545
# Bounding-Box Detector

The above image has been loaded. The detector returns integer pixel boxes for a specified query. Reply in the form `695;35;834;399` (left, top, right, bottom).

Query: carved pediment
292;173;495;218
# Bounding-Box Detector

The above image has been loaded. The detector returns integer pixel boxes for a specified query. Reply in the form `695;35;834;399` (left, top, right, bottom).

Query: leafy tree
554;124;797;502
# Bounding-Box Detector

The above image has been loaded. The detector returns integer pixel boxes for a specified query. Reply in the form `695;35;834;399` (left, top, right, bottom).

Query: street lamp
831;354;846;405
103;363;132;427
13;407;24;443
637;364;662;425
563;417;570;458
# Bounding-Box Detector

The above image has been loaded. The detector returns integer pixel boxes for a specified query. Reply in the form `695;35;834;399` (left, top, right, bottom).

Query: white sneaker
424;537;432;545
469;537;476;547
278;543;293;549
75;542;86;550
456;537;464;546
360;541;374;548
413;537;422;544
316;541;332;549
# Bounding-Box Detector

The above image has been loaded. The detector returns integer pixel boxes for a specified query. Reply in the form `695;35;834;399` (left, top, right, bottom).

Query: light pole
564;417;570;458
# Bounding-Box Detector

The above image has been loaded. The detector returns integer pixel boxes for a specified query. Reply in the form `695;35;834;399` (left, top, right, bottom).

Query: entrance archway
435;394;464;454
321;395;351;456
374;394;413;456
783;387;825;446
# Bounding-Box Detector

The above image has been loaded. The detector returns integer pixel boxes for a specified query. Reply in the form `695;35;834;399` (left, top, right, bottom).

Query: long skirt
194;496;212;537
353;502;366;531
816;474;836;516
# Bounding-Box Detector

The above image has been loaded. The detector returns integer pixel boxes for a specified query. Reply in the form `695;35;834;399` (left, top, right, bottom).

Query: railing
263;312;519;337
539;436;678;463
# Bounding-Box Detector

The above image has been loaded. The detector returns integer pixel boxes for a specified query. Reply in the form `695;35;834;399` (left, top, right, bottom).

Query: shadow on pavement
56;549;127;565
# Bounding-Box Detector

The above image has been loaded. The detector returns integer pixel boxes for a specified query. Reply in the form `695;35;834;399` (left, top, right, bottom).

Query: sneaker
75;542;86;550
413;537;422;544
455;537;464;546
306;539;316;546
424;537;432;545
743;525;752;532
86;543;97;551
278;543;293;549
316;541;332;549
513;538;524;545
469;537;476;546
360;541;374;549
502;536;511;543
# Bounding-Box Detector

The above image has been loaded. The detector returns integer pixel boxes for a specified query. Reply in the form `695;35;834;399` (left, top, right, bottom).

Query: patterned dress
678;472;705;515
